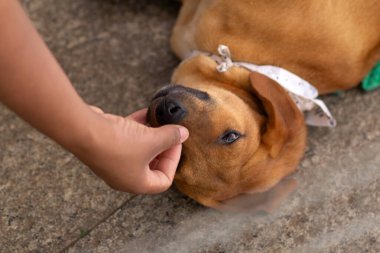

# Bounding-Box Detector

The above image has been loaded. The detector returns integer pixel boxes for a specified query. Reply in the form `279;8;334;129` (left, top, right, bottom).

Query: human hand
74;106;189;194
0;0;187;195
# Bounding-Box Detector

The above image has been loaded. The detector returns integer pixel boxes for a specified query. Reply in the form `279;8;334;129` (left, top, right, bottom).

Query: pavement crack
59;195;138;253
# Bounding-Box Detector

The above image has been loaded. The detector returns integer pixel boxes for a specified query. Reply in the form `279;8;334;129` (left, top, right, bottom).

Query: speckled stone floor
1;1;380;252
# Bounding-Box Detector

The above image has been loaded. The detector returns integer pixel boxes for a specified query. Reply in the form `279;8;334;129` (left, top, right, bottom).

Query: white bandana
188;45;336;127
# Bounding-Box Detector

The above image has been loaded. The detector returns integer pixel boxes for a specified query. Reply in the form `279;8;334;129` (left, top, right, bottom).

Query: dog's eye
220;130;241;144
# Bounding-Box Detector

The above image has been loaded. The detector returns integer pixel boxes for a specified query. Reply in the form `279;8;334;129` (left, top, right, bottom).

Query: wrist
56;104;107;160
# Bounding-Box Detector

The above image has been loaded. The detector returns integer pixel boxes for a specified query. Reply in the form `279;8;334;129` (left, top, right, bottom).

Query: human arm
0;0;188;193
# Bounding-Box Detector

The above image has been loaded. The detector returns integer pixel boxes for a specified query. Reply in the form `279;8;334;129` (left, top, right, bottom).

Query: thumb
149;125;189;155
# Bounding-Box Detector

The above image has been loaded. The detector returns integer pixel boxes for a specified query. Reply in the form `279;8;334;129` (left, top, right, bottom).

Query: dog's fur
148;0;380;208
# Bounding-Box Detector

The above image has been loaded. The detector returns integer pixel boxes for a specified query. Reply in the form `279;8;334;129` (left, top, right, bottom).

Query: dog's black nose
156;99;187;125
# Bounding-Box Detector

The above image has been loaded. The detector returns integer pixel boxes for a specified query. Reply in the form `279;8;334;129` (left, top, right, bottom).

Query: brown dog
147;0;380;208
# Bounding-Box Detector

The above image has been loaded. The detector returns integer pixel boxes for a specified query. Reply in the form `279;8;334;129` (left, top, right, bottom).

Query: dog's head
147;56;306;208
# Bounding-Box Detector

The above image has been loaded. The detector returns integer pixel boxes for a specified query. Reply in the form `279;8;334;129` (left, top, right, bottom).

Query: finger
149;158;160;170
149;125;189;156
153;143;182;179
127;108;148;124
145;144;182;193
89;105;104;114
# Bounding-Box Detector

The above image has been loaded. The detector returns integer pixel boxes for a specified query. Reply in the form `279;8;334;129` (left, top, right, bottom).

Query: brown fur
148;0;380;208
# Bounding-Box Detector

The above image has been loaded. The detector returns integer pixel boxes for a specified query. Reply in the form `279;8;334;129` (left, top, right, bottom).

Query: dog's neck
177;46;336;128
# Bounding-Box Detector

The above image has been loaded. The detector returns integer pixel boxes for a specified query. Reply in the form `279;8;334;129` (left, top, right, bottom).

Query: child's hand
75;106;189;194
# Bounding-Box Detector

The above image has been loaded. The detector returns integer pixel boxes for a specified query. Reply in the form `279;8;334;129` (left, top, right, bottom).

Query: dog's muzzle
147;84;209;126
154;97;187;125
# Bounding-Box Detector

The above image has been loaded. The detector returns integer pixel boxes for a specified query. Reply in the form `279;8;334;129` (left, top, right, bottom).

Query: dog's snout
148;85;209;126
156;99;187;125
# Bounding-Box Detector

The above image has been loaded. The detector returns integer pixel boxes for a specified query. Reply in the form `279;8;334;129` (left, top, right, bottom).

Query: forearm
0;1;98;153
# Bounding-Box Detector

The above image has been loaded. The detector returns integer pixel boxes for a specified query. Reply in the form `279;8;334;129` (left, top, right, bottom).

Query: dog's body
148;0;380;207
171;0;380;93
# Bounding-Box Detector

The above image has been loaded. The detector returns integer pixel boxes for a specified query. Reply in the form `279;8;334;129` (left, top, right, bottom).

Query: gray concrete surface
1;0;379;252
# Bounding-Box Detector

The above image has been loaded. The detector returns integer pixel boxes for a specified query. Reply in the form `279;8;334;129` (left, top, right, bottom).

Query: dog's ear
250;72;305;158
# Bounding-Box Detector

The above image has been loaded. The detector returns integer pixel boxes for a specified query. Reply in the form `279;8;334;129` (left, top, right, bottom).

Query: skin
0;0;189;194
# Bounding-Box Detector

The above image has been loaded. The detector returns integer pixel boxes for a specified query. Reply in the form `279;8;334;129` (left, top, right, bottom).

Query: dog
147;0;380;208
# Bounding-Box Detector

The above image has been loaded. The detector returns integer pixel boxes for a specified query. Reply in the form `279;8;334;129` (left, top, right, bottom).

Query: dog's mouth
147;84;210;127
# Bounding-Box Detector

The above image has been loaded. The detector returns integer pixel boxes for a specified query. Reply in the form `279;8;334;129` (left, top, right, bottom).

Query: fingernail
178;127;189;142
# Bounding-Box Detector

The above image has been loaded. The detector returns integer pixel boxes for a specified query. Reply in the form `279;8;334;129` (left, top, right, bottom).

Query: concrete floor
1;0;380;252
